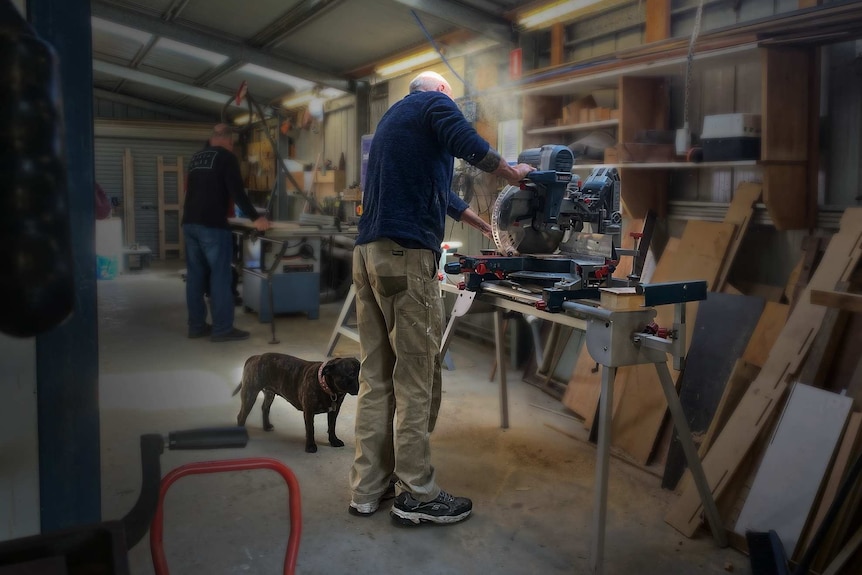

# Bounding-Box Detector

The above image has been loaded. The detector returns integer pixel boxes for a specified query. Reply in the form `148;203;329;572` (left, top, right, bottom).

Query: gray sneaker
391;489;472;525
348;477;397;518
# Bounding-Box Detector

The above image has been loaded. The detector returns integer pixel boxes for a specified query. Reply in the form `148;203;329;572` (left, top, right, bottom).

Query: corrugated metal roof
90;0;535;116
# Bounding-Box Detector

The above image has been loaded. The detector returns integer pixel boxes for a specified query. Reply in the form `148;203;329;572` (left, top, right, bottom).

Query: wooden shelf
571;160;759;170
526;119;619;135
518;43;759;97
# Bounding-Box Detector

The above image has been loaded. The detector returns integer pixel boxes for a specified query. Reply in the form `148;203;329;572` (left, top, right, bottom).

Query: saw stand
441;280;727;574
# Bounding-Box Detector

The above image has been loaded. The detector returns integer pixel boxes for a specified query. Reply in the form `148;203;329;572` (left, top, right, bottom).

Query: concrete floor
97;263;748;575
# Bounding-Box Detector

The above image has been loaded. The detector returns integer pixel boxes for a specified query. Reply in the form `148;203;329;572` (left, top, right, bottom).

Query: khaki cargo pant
349;239;443;505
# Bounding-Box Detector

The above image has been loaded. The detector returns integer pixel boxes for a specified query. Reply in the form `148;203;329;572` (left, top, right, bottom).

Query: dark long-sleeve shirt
182;145;259;229
356;90;498;255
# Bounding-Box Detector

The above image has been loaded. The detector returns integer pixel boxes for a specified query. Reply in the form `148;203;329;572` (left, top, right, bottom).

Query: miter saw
445;144;624;311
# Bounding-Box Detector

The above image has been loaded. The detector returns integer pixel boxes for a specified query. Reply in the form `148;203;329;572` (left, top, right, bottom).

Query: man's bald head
409;71;453;100
210;123;234;151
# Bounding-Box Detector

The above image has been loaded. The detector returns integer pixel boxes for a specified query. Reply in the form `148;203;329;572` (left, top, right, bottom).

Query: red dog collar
318;360;335;397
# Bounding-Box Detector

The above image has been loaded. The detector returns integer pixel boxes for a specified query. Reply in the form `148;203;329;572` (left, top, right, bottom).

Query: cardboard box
563;95;596;125
603;146;619;164
618;143;676;163
610;108;621;120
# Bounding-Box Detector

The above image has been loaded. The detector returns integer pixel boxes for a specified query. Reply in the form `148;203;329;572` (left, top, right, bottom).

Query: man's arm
424;94;534;184
475;150;535;185
223;153;270;231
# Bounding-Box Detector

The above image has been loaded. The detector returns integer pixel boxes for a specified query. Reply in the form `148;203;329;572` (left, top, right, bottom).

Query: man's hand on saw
506;163;535;185
252;217;271;232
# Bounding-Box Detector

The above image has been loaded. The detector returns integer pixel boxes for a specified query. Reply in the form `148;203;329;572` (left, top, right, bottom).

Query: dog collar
317;360;336;398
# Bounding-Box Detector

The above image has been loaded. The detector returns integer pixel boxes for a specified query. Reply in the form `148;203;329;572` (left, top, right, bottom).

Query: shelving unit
526;119;618;135
572;160;758;170
518;43;815;232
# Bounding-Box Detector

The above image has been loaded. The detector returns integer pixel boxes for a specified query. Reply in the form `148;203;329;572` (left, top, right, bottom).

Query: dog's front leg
328;402;344;448
261;390;276;431
303;410;318;453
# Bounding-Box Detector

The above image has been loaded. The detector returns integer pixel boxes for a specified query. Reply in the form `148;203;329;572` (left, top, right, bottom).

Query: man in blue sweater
348;71;534;524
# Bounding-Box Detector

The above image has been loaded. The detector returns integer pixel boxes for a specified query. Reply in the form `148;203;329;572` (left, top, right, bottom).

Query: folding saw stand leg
575;282;726;574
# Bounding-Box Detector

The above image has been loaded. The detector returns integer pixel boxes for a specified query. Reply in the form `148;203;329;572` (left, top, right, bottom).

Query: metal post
654;361;727;548
30;0;101;530
590;365;616;575
493;309;509;429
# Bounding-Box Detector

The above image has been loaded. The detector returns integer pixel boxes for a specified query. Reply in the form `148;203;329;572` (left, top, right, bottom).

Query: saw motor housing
492;145;621;256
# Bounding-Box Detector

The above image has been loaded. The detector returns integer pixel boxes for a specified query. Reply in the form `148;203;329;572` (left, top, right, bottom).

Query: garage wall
95;138;203;257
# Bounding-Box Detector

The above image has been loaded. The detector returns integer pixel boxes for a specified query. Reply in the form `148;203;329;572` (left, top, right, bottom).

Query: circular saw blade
491;185;564;256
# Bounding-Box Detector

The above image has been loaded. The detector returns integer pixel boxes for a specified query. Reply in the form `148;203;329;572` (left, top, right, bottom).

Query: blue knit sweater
356;90;492;255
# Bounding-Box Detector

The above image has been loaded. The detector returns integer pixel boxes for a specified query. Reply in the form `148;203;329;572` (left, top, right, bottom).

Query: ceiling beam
93;88;215;121
249;0;345;49
93;59;242;107
392;0;515;45
90;0;353;92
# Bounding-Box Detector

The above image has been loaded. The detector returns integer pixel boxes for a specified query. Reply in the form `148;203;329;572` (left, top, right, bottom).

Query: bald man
182;124;270;342
348;71;534;525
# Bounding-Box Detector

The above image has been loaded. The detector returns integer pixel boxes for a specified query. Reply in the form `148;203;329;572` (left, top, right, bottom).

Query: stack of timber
664;207;862;575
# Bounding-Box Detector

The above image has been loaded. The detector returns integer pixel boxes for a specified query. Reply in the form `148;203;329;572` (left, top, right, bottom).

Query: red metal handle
150;457;302;575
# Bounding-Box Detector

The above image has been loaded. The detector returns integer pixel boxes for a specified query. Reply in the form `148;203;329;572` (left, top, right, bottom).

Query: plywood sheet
717;183;762;291
741;302;790;368
611;221;735;464
733;383;852;557
662;293;765;490
798;412;862;558
666;207;862;537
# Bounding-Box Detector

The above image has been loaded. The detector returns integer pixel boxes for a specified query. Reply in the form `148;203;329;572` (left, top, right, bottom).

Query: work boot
391;489;472;525
210;328;249;342
188;324;212;339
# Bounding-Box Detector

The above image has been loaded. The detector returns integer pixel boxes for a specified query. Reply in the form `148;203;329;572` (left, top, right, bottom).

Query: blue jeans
183;224;234;336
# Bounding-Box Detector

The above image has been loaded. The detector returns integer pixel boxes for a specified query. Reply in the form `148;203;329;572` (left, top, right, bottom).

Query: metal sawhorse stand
439;280;727;574
325;283;455;371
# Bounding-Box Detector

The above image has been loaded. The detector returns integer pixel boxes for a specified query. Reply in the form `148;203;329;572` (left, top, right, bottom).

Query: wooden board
811;290;862;313
733;383;852;556
157;156;185;260
610;220;735;464
122;148;135;247
716;182;762;291
665;207;862;538
798;282;851;387
599;287;644;311
661;293;765;490
697;360;761;459
645;0;671;43
741;302;790;368
798;412;862;558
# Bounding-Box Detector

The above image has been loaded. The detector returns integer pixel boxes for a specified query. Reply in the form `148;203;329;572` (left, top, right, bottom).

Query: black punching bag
0;0;74;337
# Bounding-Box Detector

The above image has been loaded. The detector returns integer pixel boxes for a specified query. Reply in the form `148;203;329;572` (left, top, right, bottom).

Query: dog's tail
233;355;258;397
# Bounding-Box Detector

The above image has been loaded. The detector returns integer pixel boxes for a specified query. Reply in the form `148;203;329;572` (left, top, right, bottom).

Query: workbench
228;218;356;339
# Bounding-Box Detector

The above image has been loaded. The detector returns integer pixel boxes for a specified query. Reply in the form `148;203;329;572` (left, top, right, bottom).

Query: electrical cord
410;9;472;93
684;0;706;131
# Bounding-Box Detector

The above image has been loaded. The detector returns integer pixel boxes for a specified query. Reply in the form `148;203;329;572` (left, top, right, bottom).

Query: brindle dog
232;353;360;453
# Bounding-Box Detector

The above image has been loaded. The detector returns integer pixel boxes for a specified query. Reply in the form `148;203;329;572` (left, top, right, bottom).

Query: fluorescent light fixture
91;17;152;45
281;92;316;109
281;87;346;109
519;0;603;29
154;38;229;67
237;63;314;91
233;113;260;126
376;50;441;78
